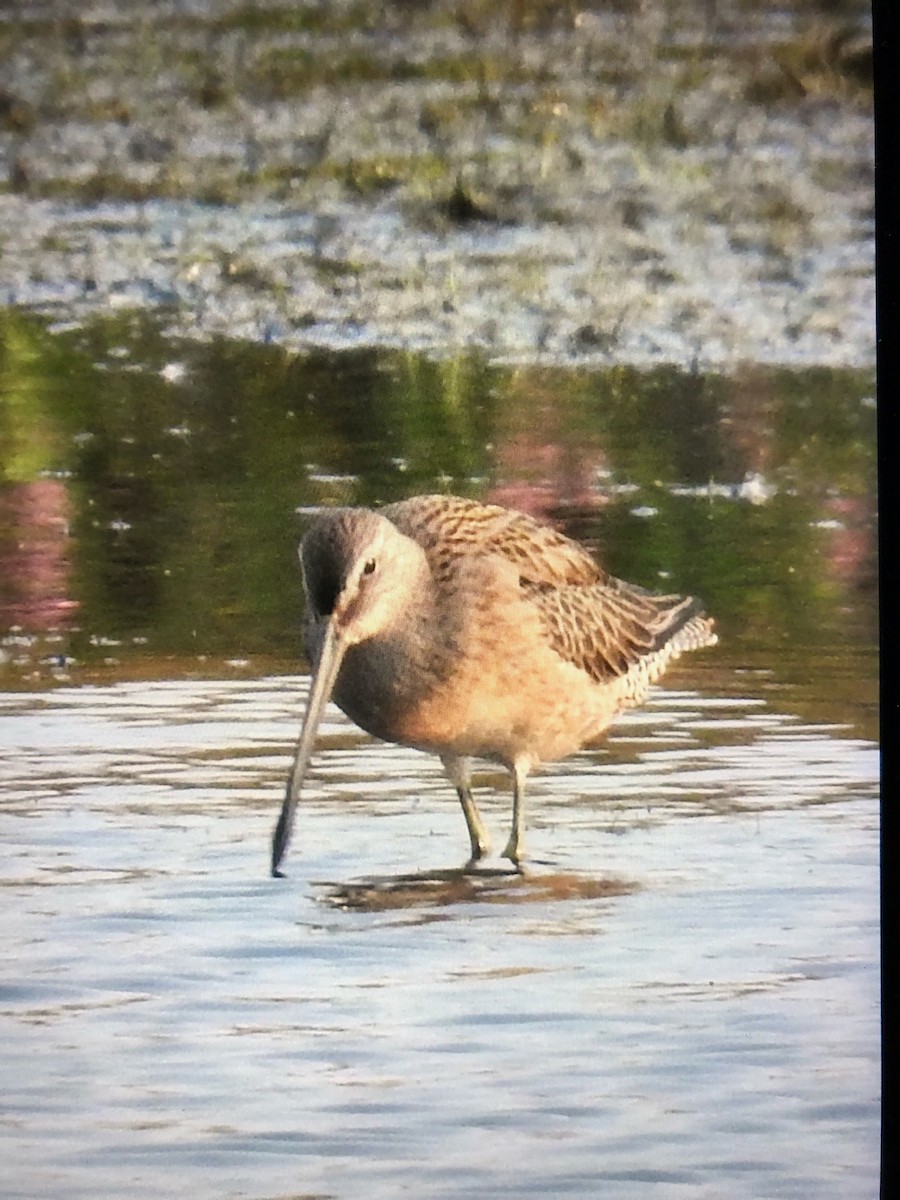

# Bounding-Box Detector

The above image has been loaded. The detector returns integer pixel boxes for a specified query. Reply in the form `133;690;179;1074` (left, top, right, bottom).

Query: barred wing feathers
382;495;602;587
523;576;717;703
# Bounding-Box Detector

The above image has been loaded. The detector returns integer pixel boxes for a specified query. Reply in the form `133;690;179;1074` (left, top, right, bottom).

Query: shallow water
0;673;880;1199
0;310;879;1195
0;315;877;702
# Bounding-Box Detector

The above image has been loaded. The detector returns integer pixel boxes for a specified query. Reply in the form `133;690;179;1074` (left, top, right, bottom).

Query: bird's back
380;494;715;723
382;494;602;586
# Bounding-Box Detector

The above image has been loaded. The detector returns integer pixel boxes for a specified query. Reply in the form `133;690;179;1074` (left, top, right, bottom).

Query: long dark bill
271;620;347;876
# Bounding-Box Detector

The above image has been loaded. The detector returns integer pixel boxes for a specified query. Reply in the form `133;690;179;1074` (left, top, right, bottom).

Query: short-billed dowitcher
272;495;716;875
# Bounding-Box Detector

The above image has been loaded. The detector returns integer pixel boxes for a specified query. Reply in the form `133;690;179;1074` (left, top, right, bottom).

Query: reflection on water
0;676;880;1198
0;311;879;1198
0;313;877;731
320;868;636;913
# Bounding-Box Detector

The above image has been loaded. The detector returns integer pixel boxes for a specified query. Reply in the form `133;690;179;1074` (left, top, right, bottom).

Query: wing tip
653;595;717;655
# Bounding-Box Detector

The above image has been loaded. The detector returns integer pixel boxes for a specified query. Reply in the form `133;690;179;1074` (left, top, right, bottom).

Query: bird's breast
332;631;436;745
330;595;615;768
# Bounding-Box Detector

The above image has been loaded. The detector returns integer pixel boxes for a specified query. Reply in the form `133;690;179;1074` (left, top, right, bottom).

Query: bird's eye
362;558;377;576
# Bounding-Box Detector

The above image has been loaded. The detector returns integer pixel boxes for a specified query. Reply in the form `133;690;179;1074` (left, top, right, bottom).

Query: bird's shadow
314;864;636;913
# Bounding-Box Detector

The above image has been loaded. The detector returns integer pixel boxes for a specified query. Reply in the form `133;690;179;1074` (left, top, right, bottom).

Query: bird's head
300;508;424;646
271;508;427;875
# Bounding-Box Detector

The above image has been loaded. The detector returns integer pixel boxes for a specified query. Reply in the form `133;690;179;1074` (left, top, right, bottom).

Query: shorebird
272;495;716;876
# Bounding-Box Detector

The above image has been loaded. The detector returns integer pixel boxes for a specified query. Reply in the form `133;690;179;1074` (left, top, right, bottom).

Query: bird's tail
614;588;717;705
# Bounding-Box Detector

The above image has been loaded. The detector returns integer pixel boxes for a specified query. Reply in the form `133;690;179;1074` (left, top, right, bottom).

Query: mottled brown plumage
272;495;716;875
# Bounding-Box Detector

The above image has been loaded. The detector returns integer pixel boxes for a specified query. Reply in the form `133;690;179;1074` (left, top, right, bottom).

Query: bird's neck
333;570;442;736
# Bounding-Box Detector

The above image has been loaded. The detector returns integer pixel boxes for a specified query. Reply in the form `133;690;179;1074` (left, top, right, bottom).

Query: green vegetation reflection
0;311;876;736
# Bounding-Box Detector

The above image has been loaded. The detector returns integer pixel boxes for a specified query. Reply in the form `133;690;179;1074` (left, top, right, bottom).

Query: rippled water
0;673;879;1199
0;308;879;1194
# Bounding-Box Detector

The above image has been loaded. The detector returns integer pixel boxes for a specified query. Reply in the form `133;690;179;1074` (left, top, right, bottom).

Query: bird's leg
457;784;491;862
441;756;491;861
501;757;529;866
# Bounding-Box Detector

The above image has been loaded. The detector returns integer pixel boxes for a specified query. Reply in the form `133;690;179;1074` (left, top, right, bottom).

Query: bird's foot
466;834;491;863
501;836;526;870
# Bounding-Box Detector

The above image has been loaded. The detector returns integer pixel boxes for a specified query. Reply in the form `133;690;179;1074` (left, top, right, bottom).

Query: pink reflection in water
0;480;78;630
486;435;608;522
819;495;877;588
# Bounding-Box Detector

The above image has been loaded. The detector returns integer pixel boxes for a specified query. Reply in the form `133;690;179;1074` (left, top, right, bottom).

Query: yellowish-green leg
457;784;491;861
442;756;491;861
502;758;529;865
